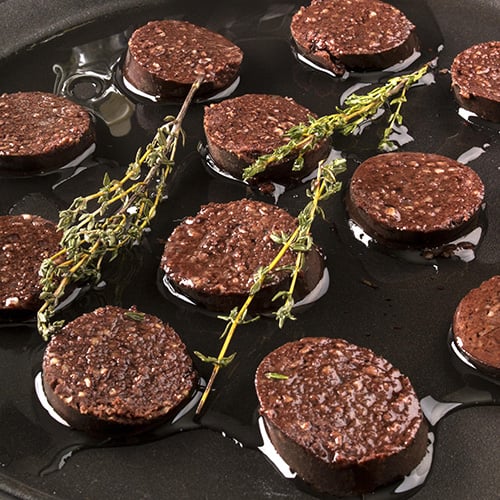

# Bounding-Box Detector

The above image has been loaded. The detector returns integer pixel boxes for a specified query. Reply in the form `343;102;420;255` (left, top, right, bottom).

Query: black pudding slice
347;152;484;248
0;91;95;175
255;337;428;496
161;199;325;312
42;306;197;435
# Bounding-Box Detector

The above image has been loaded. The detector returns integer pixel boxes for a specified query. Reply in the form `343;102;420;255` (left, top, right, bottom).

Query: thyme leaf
265;372;289;380
37;78;202;341
217;307;260;339
124;311;146;322
194;351;237;367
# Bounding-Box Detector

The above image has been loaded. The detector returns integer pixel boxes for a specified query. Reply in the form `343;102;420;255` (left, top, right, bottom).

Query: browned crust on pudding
42;306;197;434
160;199;325;312
0;214;60;312
290;0;419;75
347;152;485;247
255;337;428;496
453;275;500;374
123;20;243;99
203;94;330;183
451;41;500;122
0;91;95;175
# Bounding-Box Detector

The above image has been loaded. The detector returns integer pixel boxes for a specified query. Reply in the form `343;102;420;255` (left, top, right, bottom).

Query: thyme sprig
242;63;430;181
37;78;202;341
195;158;346;415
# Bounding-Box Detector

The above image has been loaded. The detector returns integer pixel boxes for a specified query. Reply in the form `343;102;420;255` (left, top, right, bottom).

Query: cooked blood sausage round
453;275;500;376
161;199;325;312
204;94;330;183
255;337;428;496
347;152;485;247
0;214;60;313
123;20;243;99
42;306;197;434
451;41;500;122
290;0;419;76
0;91;95;175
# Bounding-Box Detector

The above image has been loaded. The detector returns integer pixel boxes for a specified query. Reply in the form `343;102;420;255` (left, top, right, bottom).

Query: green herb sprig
195;157;346;415
37;78;202;340
242;63;430;181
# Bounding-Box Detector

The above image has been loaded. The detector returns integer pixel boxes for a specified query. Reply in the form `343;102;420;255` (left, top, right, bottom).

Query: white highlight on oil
34;372;71;427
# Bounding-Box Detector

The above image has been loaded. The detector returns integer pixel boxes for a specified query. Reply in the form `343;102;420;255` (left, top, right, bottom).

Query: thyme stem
37;77;202;340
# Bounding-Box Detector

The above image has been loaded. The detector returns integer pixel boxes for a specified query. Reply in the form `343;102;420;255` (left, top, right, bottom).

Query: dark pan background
0;1;499;499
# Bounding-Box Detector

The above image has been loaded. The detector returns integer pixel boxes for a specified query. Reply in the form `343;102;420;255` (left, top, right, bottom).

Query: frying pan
0;1;498;499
